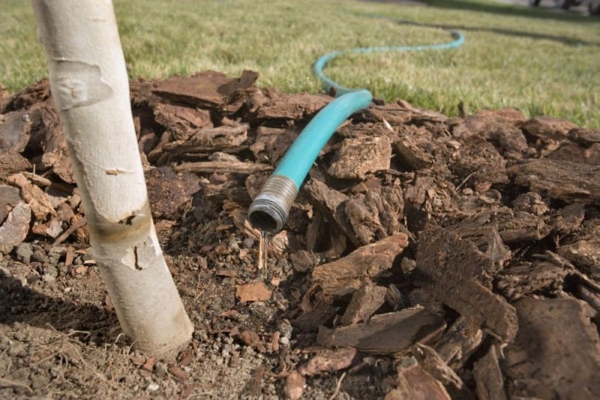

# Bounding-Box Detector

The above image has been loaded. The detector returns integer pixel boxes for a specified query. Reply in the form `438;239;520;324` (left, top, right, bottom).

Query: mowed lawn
1;0;599;127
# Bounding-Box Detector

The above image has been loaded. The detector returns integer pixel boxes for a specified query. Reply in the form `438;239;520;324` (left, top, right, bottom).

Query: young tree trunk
32;0;193;357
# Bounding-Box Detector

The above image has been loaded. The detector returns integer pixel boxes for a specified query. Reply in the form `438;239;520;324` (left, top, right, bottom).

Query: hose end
248;175;298;233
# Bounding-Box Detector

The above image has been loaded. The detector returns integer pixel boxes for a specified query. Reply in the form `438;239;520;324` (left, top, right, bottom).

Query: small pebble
147;382;160;392
279;336;290;346
8;343;26;357
15;243;33;264
153;362;168;378
242;238;255;248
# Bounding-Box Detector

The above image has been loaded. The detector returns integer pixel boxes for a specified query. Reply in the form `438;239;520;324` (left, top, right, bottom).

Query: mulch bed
1;71;600;399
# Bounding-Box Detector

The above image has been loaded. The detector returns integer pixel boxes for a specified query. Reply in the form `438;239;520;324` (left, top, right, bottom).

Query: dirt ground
1;71;600;400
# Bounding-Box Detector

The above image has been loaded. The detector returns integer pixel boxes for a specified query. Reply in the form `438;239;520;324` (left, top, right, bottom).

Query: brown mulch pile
1;71;600;399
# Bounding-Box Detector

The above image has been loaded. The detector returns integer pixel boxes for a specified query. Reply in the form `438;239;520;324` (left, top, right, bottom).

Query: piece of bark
31;218;63;239
284;371;305;400
415;227;518;343
340;283;387;325
386;357;451;400
547;141;600;166
173;160;272;175
145;167;200;220
448;222;510;266
245;364;265;398
0;202;31;254
153;70;258;109
254;92;331;122
2;79;50;112
163;123;248;154
434;316;483;370
297;348;358;376
403;175;457;218
0;152;31;180
292;299;338;333
327;136;391;180
7;173;56;222
290;250;321;273
21;171;73;194
249;125;301;166
512;192;548;215
0;185;22;223
504;297;600;399
305;179;404;247
0;110;32;152
522;116;577;142
317;307;446;354
496;261;568;301
569;127;600;147
578;285;600;314
394;135;435;170
410;344;475;400
451;109;529;160
553;202;585;233
557;238;600;279
36;102;74;184
450;139;508;187
511;159;600;203
397;98;448;124
235;281;271;303
304;179;354;240
151;102;212;141
473;345;507;400
363;103;412;126
498;210;552;243
312;234;408;297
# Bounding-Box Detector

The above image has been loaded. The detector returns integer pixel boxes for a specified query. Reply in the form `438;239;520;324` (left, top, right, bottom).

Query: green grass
1;0;599;127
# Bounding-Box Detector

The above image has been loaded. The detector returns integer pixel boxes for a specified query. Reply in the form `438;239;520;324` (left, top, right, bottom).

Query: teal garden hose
248;16;465;233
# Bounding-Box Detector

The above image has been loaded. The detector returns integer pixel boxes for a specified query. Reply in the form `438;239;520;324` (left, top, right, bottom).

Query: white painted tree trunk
32;0;193;357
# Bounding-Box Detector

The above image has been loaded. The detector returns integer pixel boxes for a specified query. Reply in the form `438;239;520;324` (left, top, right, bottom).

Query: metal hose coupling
248;175;298;233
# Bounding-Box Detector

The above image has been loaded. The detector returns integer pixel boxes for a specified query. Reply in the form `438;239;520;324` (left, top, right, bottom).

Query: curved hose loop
249;15;465;233
313;17;465;95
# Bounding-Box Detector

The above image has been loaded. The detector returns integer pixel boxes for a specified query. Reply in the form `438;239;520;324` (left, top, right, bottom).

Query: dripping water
258;230;271;277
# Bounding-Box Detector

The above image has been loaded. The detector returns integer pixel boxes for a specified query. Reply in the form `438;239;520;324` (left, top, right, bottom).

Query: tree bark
32;0;193;357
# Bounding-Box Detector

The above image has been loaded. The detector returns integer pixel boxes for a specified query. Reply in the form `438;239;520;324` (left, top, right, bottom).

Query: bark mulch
1;71;599;399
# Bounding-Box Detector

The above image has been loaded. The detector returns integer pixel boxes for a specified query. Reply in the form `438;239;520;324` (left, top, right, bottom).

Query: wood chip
558;238;600;279
284;371;305;400
317;308;446;354
327;136;391;180
504;297;600;399
340;283;387;325
167;364;189;381
512;159;600;203
0;184;22;223
0;202;31;254
312;234;408;297
153;70;258;108
297;348;358;377
386;357;451;400
410;344;475;400
173;160;272;175
473;345;507;400
235;281;271;303
415;227;518;343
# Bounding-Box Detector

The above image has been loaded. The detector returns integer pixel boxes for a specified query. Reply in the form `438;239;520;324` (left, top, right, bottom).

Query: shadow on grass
427;0;598;23
440;21;600;46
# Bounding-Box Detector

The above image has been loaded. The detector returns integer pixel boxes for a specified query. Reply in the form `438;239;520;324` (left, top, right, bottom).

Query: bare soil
1;72;600;400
